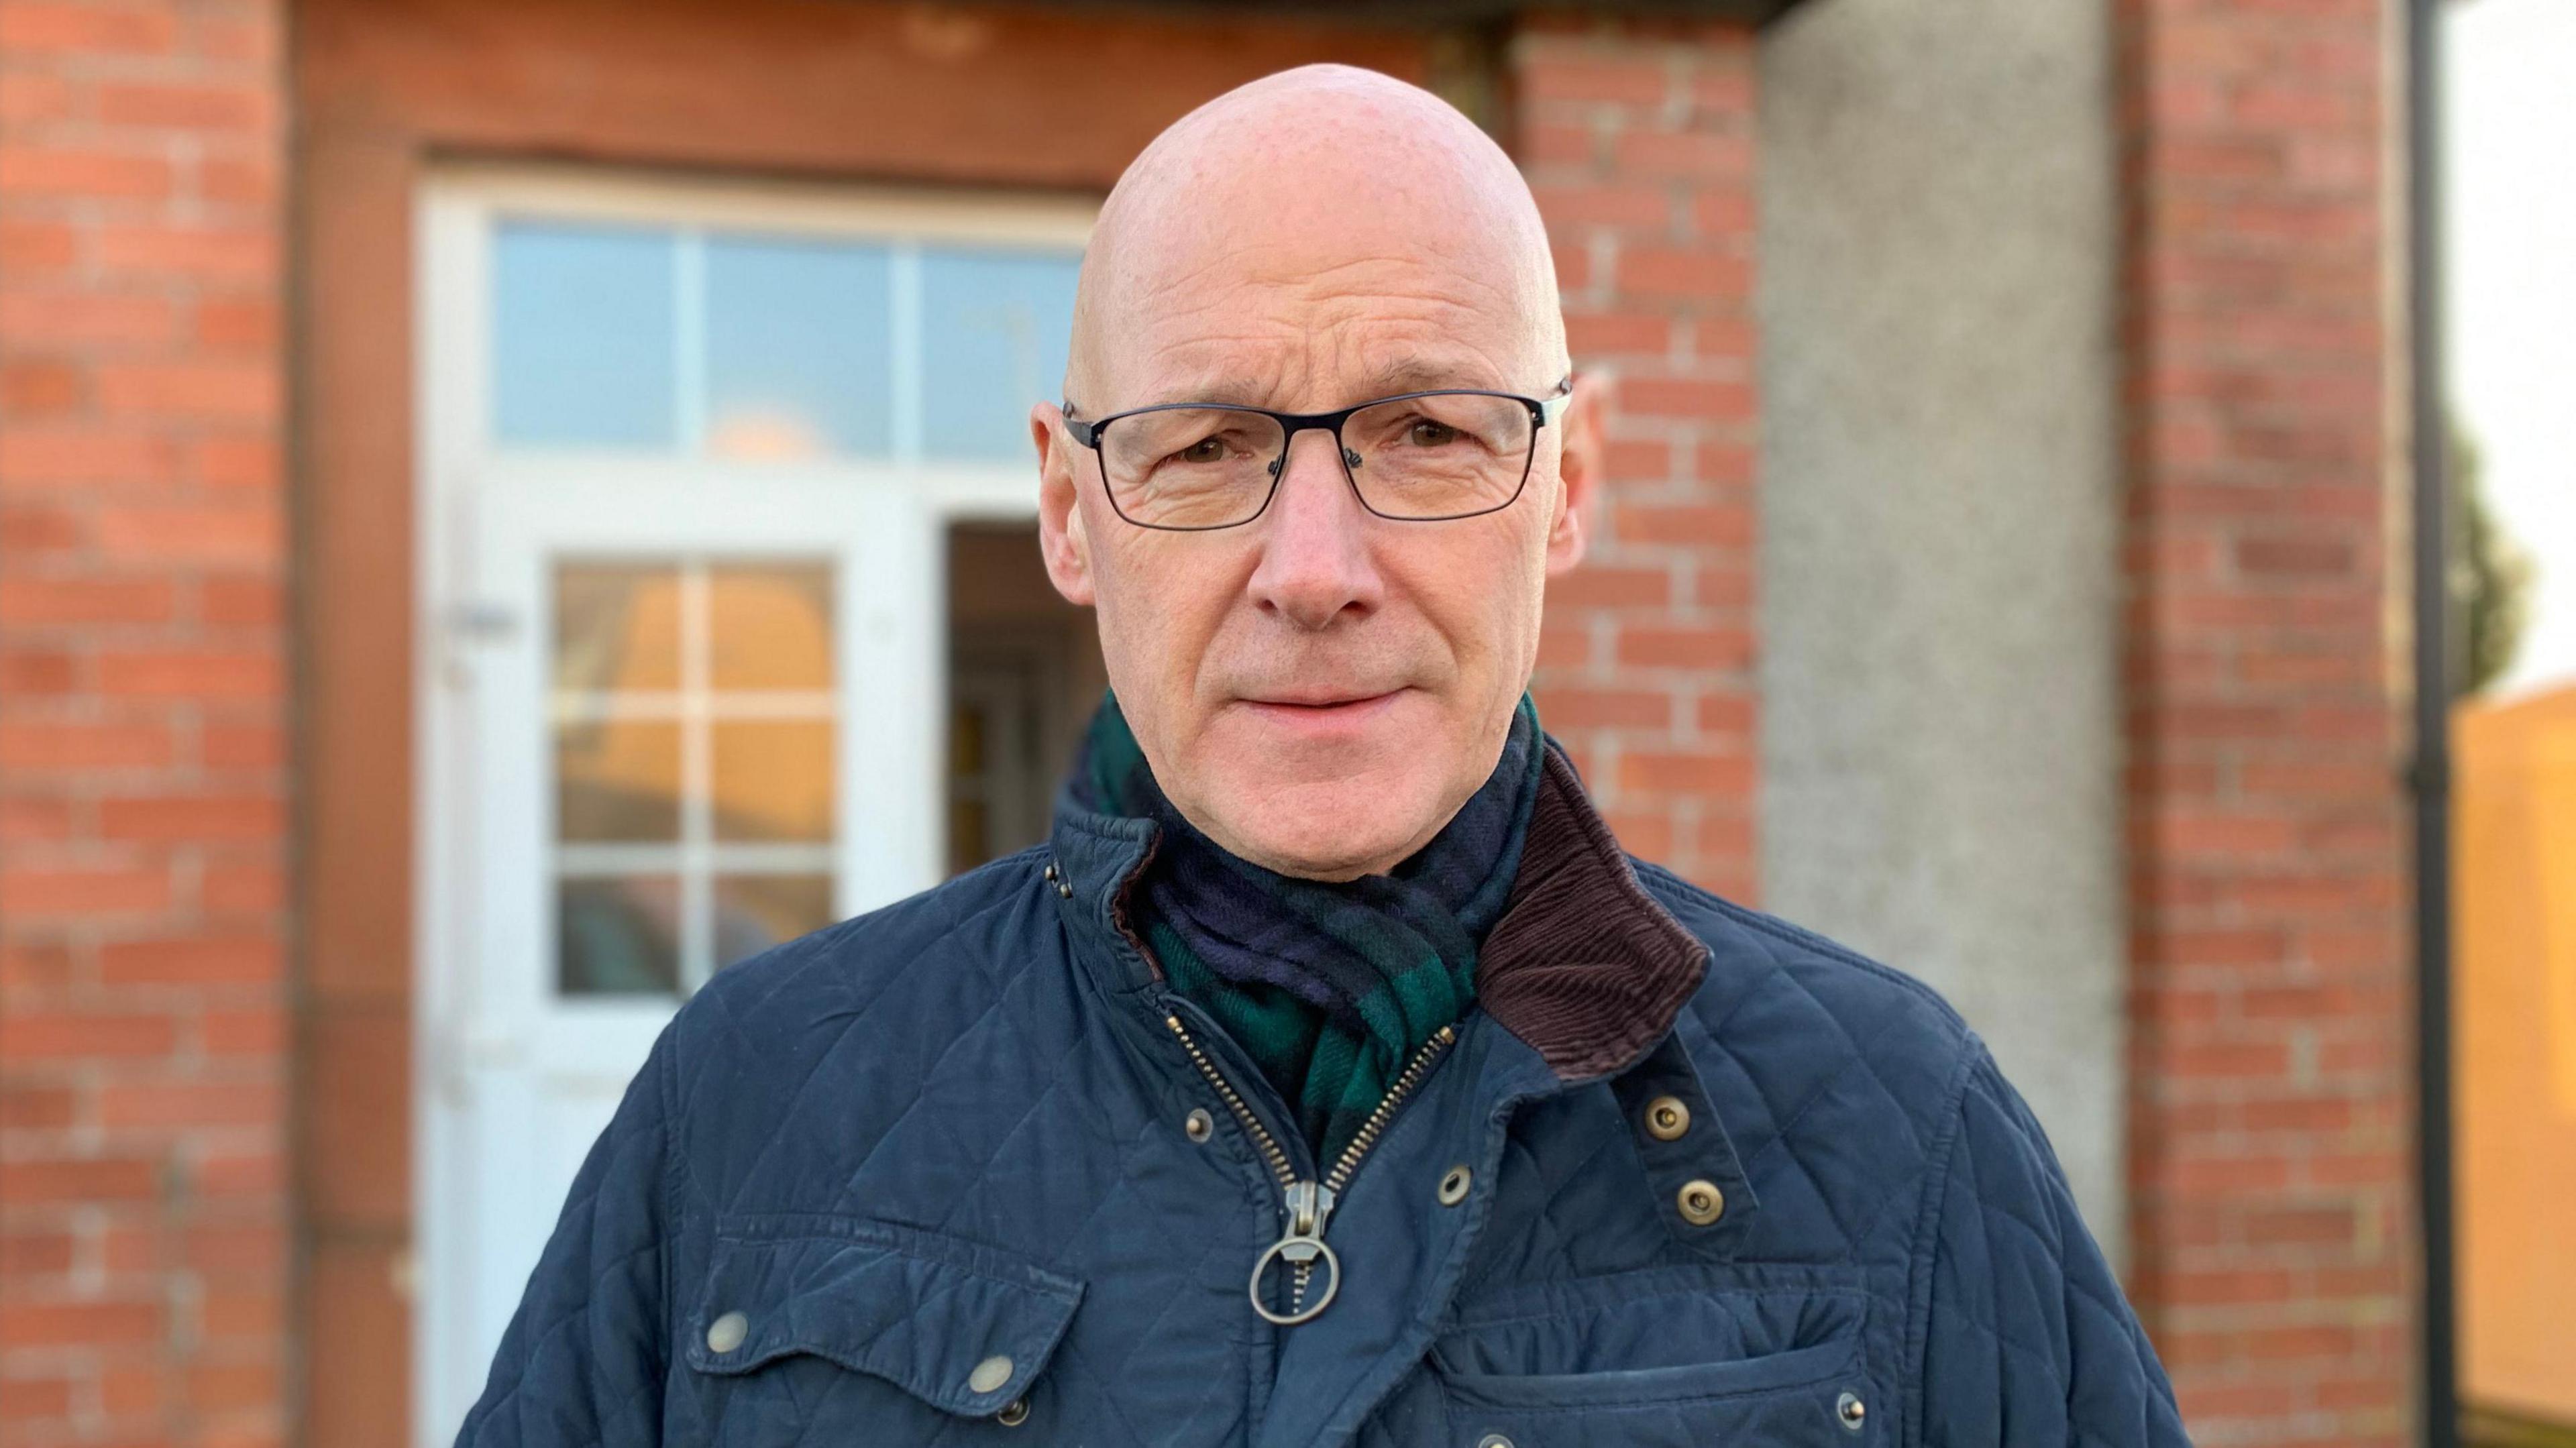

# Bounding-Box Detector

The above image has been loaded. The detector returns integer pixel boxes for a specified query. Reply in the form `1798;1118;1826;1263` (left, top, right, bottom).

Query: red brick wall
1513;18;1762;903
0;1;294;1444
2115;0;2412;1442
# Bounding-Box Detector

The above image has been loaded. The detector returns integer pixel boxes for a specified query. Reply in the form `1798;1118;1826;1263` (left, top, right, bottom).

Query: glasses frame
1061;380;1575;531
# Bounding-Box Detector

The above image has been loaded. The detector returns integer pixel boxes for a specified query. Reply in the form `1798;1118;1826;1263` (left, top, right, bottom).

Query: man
458;65;2189;1447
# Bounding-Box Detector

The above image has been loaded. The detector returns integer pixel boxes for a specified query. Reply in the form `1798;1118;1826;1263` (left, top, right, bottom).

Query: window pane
919;248;1080;460
713;873;835;970
707;564;832;691
706;237;891;460
494;222;676;448
556;718;682;842
710;720;833;842
554;563;682;694
559;876;680;995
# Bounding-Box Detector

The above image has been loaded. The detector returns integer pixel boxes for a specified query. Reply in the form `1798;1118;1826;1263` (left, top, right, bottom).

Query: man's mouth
1236;688;1407;732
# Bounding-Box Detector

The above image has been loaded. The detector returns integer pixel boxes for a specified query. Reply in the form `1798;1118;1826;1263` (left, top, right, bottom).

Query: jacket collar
1044;736;1711;1084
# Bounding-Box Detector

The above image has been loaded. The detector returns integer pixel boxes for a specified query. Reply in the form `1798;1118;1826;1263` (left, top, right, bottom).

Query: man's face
1032;71;1600;880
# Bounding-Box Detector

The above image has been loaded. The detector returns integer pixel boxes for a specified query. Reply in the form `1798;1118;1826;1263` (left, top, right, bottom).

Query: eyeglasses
1060;382;1574;531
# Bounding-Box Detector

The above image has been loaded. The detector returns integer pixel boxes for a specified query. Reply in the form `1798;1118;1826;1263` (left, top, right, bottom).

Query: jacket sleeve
453;1026;678;1448
1918;1045;2192;1447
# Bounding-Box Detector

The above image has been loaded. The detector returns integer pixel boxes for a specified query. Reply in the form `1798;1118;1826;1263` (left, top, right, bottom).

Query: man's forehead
1067;64;1562;408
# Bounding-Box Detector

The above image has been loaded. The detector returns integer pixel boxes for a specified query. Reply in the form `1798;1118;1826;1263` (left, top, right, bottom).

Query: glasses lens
1099;408;1288;529
1343;393;1536;520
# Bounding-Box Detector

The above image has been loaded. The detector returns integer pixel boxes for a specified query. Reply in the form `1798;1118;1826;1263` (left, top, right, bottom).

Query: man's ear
1032;402;1097;606
1544;374;1605;577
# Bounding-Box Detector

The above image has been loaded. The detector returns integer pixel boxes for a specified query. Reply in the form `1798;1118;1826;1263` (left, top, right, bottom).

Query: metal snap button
1836;1389;1866;1431
968;1354;1014;1394
704;1310;748;1354
1477;1435;1514;1448
1185;1108;1214;1143
996;1398;1029;1427
1644;1095;1691;1141
1676;1178;1726;1226
1437;1164;1472;1207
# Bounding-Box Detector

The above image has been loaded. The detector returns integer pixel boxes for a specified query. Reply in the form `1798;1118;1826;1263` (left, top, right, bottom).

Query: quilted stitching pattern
453;841;2188;1448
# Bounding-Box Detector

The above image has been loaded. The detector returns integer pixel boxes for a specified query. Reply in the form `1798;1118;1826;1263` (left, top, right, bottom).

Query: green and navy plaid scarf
1072;691;1543;1164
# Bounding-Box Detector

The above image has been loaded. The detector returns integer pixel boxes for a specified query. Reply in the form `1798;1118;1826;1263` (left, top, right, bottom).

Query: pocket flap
686;1213;1083;1416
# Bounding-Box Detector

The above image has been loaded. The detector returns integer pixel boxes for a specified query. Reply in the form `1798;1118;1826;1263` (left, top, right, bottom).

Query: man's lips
1234;689;1409;730
1240;687;1402;710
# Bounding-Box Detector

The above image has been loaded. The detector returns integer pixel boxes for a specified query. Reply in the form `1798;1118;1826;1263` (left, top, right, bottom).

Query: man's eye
1171;435;1230;465
1406;420;1462;447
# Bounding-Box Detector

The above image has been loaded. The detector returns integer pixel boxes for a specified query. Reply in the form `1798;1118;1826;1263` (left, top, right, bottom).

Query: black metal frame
1061;384;1574;531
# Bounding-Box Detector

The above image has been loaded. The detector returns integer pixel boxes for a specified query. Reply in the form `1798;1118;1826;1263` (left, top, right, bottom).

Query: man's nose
1247;427;1382;631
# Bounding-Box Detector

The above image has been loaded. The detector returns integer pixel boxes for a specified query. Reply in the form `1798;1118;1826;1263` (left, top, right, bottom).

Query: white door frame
412;165;1091;1447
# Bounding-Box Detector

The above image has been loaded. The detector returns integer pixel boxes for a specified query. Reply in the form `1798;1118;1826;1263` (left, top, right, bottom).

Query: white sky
2443;0;2576;698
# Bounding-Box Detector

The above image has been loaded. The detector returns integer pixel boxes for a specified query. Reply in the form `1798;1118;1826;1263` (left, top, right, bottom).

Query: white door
416;170;1088;1445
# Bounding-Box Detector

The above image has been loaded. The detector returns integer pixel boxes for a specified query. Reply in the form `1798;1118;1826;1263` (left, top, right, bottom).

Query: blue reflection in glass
706;236;892;460
920;248;1081;461
493;221;677;449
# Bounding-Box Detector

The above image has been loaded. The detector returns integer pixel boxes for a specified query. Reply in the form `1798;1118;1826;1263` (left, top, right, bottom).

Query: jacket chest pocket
1415;1276;1878;1448
682;1213;1083;1443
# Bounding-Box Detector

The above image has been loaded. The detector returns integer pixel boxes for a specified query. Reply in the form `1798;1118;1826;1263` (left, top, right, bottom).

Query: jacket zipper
1163;1011;1456;1326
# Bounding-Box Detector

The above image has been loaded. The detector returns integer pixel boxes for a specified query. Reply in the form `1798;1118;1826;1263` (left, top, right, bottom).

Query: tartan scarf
1071;691;1543;1164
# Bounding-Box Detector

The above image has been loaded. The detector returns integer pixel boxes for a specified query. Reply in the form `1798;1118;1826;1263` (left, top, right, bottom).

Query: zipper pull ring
1248;1181;1340;1326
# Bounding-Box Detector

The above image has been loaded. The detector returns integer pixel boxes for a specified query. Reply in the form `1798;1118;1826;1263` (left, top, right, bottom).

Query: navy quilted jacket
458;749;2190;1447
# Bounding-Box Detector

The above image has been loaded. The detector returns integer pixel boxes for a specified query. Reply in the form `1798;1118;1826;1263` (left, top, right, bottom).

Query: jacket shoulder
1633;857;1975;1077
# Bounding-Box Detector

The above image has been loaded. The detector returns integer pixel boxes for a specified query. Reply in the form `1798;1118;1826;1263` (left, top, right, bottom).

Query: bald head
1066;64;1566;413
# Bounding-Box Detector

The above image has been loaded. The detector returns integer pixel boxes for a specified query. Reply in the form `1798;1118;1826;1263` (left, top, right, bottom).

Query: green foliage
2450;422;2536;699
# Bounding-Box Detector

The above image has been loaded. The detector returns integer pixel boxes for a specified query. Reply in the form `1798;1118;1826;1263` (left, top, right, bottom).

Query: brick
0;576;177;626
0;720;173;771
1613;376;1753;422
1611;129;1752;182
0;1009;181;1060
1614;623;1754;672
99;793;284;842
0;1297;163;1351
99;935;283;987
1615;245;1753;302
99;1079;282;1131
0;429;184;488
0;865;168;918
93;360;281;425
0;144;174;199
0;1155;160;1206
1613;502;1750;549
97;649;282;698
0;3;181;56
0;290;180;347
1616;749;1752;797
95;502;282;566
1519;55;1672;108
95;80;277;132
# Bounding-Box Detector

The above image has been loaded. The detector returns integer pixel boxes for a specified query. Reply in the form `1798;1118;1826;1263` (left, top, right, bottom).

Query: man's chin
1201;772;1446;881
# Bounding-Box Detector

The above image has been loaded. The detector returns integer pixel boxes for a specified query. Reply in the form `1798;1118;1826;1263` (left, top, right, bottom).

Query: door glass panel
706;564;833;690
706;237;892;460
557;877;682;995
710;720;833;843
555;718;682;842
919;249;1080;459
493;221;676;448
551;557;840;996
713;874;835;970
553;563;682;693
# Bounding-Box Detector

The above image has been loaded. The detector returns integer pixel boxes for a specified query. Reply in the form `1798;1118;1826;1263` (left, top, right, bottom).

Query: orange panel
2455;682;2576;1419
